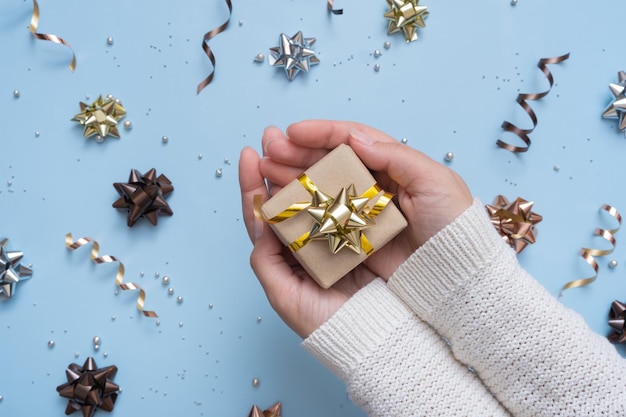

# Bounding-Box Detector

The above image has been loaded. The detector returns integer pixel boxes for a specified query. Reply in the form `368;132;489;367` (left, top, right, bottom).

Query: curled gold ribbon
29;0;76;72
255;173;393;254
328;0;343;15
496;53;569;153
197;0;233;94
65;233;157;318
559;204;622;296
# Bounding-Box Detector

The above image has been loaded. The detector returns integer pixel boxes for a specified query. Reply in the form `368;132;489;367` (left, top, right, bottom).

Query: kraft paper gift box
259;144;407;288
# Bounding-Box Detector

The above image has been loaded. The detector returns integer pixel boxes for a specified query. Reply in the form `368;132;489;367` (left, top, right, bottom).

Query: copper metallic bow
249;402;281;417
0;238;32;299
113;168;173;227
608;300;626;344
486;195;542;253
56;357;119;417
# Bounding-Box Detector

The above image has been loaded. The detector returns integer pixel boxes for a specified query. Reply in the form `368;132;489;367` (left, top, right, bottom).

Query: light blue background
2;1;626;416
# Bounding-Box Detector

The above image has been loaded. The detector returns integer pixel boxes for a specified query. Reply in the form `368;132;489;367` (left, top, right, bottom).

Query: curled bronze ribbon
197;0;233;94
496;53;569;153
559;204;622;296
29;0;76;72
65;233;157;317
328;0;343;15
254;173;393;255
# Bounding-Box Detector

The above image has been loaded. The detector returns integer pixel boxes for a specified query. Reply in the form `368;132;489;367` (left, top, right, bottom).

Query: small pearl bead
215;168;223;178
96;135;104;143
111;315;116;321
13;90;20;98
93;336;101;345
0;394;4;402
553;165;560;172
123;120;132;130
177;296;183;304
178;321;184;327
609;260;618;268
445;152;454;162
198;154;203;160
401;138;408;144
156;320;161;326
34;131;40;137
511;0;517;4
374;49;382;58
384;41;391;49
48;340;55;348
74;352;80;358
374;63;380;72
162;276;170;285
168;287;174;295
103;352;108;358
254;53;264;63
94;344;100;351
252;378;260;387
7;180;12;187
106;94;114;100
208;303;213;309
162;136;169;144
238;20;243;26
155;272;160;278
107;36;114;45
256;316;262;323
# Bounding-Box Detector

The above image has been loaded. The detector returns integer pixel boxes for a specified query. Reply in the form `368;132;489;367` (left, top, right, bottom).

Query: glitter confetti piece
496;53;569;153
29;0;76;72
328;0;343;14
197;0;233;94
559;204;622;296
65;233;158;317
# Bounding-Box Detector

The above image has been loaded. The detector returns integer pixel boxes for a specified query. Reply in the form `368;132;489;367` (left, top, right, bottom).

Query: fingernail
254;218;264;241
350;129;375;145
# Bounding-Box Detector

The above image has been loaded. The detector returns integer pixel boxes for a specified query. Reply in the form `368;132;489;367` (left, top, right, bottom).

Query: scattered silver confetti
374;49;382;58
254;53;264;63
106;36;114;45
215;168;223;178
252;378;260;387
162;136;169;144
374;63;380;72
609;260;618;268
123;120;132;130
162;276;170;285
445;152;454;162
384;41;391;49
13;90;20;98
177;296;183;304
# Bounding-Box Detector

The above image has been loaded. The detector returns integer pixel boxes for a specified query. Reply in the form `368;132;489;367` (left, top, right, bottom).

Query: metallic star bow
56;357;119;417
249;402;281;417
71;95;126;140
608;300;626;344
0;238;32;299
269;31;320;80
602;71;626;134
384;0;429;42
113;168;173;227
486;195;542;254
307;184;374;254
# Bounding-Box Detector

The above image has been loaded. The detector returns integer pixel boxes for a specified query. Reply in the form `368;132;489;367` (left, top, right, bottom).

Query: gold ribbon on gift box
254;173;393;255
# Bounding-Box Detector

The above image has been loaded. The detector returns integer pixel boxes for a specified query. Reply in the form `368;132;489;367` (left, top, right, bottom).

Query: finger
285;119;399;150
238;146;268;243
259;156;307;188
261;125;287;156
264;135;329;168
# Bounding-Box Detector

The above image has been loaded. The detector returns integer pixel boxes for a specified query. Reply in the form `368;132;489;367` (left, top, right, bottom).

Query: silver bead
609;260;618;268
123;120;132;130
374;63;380;72
238;20;243;26
224;157;230;165
168;287;174;295
111;315;116;321
93;336;101;345
511;0;517;4
103;352;108;358
48;340;55;348
162;276;170;285
401;138;408;144
155;272;160;278
140;271;145;277
96;135;104;143
208;303;213;309
374;49;382;58
162;136;169;144
198;154;203;160
0;394;4;402
177;296;183;304
106;94;114;100
74;352;80;358
7;180;12;187
252;378;260;387
384;41;391;49
178;321;184;327
256;316;262;323
107;36;114;45
34;131;40;137
215;168;223;178
553;165;560;172
156;320;161;326
445;152;454;162
254;53;264;63
94;344;100;351
13;90;20;98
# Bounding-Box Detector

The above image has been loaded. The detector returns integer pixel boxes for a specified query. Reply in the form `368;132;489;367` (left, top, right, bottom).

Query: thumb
348;129;442;193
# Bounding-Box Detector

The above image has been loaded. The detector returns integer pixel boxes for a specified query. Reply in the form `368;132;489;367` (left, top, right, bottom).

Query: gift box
260;144;407;288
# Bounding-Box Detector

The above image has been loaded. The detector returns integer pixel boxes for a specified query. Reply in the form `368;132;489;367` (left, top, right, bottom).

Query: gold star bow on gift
306;184;374;254
72;95;126;141
384;0;429;42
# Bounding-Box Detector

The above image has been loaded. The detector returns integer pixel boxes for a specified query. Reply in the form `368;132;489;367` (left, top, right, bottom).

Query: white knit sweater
303;199;626;416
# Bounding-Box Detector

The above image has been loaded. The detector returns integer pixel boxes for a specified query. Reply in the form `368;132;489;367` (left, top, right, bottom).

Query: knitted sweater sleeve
387;199;626;416
302;278;510;417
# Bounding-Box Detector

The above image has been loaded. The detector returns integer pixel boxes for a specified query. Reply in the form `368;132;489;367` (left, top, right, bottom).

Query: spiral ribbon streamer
496;53;569;153
65;233;157;317
197;0;233;94
29;0;76;72
559;204;622;296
